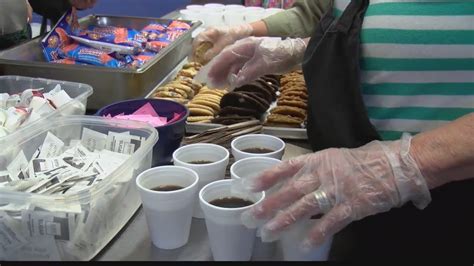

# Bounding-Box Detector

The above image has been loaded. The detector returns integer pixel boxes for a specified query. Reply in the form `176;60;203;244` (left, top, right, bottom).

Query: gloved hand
191;24;253;65
195;36;307;89
236;134;431;248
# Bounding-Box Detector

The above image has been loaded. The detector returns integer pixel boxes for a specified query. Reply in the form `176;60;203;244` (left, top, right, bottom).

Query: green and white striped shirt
334;0;474;140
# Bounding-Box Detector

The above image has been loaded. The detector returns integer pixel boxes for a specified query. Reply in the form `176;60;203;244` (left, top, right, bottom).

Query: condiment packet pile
0;128;143;195
0;84;77;138
0;128;146;260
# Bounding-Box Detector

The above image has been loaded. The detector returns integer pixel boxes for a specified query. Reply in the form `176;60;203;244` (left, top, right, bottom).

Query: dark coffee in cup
188;160;215;164
241;147;275;154
152;185;184;192
209;197;254;208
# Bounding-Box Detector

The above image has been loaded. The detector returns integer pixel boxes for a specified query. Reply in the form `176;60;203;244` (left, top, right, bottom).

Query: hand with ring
236;134;431;249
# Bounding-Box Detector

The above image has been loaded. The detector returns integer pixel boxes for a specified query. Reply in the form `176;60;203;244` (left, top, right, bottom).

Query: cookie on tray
270;106;307;119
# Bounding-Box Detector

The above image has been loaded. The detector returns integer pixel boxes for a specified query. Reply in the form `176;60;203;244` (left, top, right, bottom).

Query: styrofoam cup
225;4;246;11
186;5;205;11
230;157;281;180
244;6;266;23
230;157;281;238
224;10;246;26
200;10;225;28
279;219;333;261
231;134;285;162
136;166;199;250
200;179;265;261
180;9;200;22
173;143;229;218
204;3;226;11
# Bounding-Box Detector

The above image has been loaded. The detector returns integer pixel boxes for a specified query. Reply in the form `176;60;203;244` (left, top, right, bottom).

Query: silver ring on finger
314;190;332;214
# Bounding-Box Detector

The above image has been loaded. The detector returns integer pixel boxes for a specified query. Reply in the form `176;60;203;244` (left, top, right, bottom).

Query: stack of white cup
180;4;285;29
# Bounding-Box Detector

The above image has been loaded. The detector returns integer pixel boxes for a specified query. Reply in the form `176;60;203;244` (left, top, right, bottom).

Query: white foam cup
231;134;285;162
200;179;265;261
173;143;230;218
136;166;199;249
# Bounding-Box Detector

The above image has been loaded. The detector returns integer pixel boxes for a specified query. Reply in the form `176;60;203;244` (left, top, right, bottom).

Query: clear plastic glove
191;24;253;64
235;134;431;249
195;36;307;89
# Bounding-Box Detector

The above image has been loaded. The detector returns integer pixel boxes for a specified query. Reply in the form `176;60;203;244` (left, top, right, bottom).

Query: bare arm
411;113;474;189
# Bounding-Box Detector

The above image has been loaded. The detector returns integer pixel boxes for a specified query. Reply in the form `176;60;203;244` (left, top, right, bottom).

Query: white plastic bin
0;76;93;138
0;116;158;260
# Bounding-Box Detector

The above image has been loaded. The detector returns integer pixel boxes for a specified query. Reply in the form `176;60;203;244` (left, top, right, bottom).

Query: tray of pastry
145;59;308;140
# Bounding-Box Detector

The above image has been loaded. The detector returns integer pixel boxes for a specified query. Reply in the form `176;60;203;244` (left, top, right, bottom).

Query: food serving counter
94;141;327;261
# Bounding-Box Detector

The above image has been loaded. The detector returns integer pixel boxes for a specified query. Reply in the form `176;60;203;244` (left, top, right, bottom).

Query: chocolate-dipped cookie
211;115;256;125
220;92;267;113
219;106;260;118
238;91;271;110
234;83;273;104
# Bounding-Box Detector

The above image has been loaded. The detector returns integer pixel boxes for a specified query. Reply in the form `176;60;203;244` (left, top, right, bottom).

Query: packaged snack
70;26;146;55
51;58;83;65
145;41;171;53
41;9;78;62
58;43;124;68
130;51;157;68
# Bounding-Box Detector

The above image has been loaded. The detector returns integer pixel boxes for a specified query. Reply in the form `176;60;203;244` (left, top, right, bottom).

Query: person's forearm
250;21;269;37
411;113;474;189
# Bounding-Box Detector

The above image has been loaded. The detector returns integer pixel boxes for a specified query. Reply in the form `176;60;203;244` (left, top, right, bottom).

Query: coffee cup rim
136;165;199;194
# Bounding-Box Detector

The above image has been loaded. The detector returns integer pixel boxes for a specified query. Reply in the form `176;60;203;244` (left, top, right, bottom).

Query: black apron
302;0;473;260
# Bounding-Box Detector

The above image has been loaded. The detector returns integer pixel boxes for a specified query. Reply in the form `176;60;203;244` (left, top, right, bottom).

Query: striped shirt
334;0;474;140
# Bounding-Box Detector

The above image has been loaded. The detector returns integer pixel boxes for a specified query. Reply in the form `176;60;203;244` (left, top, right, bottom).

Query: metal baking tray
0;15;202;110
146;59;308;140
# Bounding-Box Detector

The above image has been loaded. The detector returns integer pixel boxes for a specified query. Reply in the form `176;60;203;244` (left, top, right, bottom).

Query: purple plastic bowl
95;99;189;166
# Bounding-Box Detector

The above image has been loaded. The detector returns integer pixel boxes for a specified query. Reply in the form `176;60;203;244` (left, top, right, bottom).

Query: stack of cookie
265;71;308;128
211;75;280;125
186;86;228;123
151;62;203;104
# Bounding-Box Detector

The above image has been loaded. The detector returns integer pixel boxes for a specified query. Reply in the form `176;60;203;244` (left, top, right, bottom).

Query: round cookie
280;85;308;93
211;115;256;125
235;83;273;103
238;91;271;110
266;113;304;125
254;79;277;101
153;90;186;99
270;106;307;119
278;95;307;103
183;61;203;70
194;41;213;65
220;92;267;113
155;87;188;98
261;75;280;87
189;107;214;117
280;90;308;100
219;106;260;119
277;99;308;110
191;99;220;112
187;103;215;114
177;69;197;78
187;116;214;123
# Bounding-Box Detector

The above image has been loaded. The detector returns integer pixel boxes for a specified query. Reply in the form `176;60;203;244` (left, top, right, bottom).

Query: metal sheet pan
0;15;202;110
145;59;308;140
